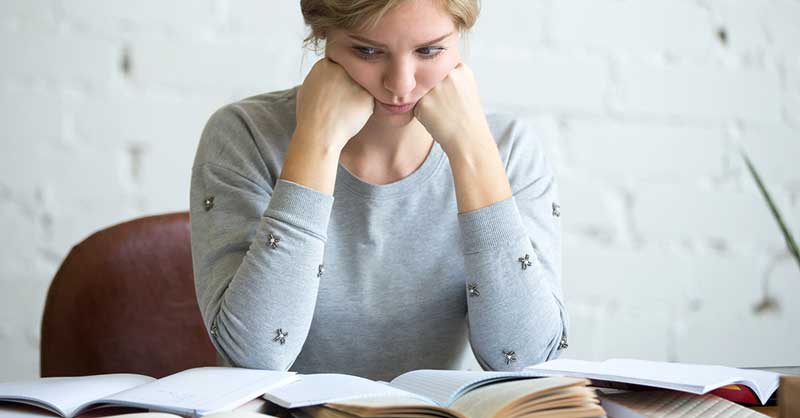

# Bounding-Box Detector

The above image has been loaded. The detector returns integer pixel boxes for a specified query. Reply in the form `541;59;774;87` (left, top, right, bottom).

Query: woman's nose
383;58;416;100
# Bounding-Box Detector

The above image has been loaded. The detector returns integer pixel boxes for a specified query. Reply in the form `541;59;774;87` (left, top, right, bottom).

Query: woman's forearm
280;128;343;196
445;129;513;214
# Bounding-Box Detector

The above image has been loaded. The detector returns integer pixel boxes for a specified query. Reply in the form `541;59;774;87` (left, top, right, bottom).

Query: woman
189;0;568;382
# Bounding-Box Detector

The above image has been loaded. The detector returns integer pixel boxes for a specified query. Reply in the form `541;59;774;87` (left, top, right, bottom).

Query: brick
0;141;50;201
676;258;800;366
684;253;764;314
560;179;626;243
790;58;800;94
73;93;223;149
0;277;48;380
788;94;800;126
634;185;793;246
72;93;226;211
133;136;194;213
0;202;43;280
61;0;218;36
470;50;608;113
551;0;716;55
561;239;679;360
0;0;57;26
20;144;138;254
565;120;727;183
616;62;782;124
787;58;800;125
225;0;307;46
563;240;692;311
130;38;306;93
706;0;771;55
736;125;800;185
556;303;605;361
0;85;64;142
594;307;673;361
0;29;118;84
766;0;800;58
470;1;547;49
511;114;564;173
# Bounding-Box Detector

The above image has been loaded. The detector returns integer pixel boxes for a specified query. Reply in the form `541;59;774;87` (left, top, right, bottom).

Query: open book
0;367;297;418
524;359;780;405
262;370;605;418
597;389;769;418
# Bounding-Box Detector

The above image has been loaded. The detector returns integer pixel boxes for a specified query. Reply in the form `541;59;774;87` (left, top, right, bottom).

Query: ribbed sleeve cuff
264;178;335;238
457;196;526;254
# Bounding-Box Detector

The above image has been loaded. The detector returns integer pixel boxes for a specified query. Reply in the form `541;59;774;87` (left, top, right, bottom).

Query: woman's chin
375;107;415;125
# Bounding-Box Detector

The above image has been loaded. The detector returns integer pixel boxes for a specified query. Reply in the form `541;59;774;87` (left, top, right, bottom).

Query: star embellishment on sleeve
518;254;533;270
273;328;288;345
267;233;281;249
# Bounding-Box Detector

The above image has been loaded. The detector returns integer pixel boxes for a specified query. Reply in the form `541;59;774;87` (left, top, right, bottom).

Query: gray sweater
189;86;569;381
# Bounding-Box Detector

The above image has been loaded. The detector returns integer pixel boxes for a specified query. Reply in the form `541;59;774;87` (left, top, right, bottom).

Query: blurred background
1;0;798;380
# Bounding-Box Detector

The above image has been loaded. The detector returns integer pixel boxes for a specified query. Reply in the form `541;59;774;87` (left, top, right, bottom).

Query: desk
750;406;778;417
3;398;778;418
0;399;274;417
0;393;783;417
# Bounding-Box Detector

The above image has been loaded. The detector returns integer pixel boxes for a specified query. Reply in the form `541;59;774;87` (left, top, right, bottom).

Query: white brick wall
1;0;798;381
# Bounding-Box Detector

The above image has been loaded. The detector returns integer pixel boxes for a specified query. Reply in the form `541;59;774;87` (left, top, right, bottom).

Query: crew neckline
337;140;445;200
285;84;446;200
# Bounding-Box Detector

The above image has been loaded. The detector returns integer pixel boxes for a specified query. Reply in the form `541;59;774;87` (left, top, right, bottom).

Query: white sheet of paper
99;367;297;416
262;374;429;408
0;374;154;417
524;358;779;404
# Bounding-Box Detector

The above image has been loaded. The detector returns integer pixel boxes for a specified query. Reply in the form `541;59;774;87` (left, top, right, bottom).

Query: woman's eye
351;46;444;60
417;47;444;58
353;46;381;59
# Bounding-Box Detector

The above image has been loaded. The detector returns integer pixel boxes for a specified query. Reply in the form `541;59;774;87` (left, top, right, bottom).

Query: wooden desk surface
0;395;783;417
750;406;779;417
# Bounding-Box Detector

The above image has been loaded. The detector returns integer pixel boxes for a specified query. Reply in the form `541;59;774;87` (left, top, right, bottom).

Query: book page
599;390;769;418
81;413;179;418
94;367;296;416
324;395;466;418
525;359;779;404
0;374;154;417
0;403;66;417
324;396;466;418
388;369;545;407
449;378;597;418
262;374;433;409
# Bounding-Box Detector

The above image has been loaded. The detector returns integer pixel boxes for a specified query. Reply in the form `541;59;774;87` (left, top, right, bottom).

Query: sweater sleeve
458;117;568;371
189;105;334;371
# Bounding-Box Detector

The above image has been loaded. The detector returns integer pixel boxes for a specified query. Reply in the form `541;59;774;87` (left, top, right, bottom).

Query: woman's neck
339;116;434;185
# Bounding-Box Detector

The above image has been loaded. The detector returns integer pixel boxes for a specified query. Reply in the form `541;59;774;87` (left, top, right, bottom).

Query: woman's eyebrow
347;32;454;48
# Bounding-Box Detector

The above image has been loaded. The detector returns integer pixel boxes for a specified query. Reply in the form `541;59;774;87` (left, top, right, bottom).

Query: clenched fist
413;62;491;154
295;58;375;152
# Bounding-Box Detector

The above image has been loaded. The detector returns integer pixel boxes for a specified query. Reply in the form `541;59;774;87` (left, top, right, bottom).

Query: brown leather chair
40;212;217;378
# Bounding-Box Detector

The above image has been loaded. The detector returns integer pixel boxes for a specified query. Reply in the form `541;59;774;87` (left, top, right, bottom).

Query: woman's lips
378;101;415;114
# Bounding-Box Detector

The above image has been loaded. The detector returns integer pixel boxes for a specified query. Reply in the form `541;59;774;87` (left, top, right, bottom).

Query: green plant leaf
740;148;800;272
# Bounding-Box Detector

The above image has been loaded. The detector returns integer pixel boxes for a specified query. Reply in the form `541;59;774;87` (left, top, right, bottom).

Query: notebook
0;367;297;418
524;359;780;405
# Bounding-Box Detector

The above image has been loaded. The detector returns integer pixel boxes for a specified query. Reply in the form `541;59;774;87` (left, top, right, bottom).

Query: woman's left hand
413;62;491;154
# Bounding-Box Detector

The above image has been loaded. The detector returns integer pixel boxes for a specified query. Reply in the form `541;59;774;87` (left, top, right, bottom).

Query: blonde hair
300;0;480;54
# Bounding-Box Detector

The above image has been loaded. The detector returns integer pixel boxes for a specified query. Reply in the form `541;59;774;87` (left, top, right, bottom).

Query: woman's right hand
294;58;374;152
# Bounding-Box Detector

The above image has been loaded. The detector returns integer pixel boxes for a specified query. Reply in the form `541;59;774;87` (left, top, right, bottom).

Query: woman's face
325;0;462;126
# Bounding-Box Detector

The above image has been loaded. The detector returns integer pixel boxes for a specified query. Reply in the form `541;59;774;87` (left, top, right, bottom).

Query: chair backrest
40;212;217;378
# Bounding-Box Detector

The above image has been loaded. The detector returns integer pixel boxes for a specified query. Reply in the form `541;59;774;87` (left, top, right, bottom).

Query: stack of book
0;359;783;418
